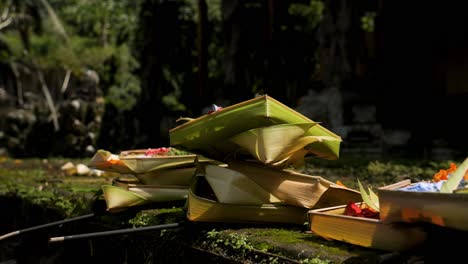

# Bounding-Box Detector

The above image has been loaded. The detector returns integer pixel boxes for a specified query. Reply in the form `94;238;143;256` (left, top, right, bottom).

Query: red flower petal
344;201;362;216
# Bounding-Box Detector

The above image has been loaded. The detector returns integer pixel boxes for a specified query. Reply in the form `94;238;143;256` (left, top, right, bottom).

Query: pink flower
145;147;171;156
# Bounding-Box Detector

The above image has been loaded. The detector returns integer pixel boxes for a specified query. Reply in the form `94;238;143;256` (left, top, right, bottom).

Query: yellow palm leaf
228;160;361;209
187;176;308;224
120;155;197;174
187;191;308;224
135;167;195;186
203;164;281;205
229;123;315;164
101;185;150;212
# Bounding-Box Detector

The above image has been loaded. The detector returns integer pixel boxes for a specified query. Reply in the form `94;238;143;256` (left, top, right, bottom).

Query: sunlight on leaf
357;179;379;211
368;187;379;207
440;157;468;193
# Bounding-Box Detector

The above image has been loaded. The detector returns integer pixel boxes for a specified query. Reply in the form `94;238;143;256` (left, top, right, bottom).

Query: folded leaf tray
102;177;188;212
169;95;342;163
308;203;427;252
185;160;361;225
88;149;198;174
379;189;468;232
187;188;309;225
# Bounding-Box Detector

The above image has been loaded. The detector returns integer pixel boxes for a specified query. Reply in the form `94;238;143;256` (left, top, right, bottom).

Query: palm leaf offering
227;160;361;209
136;167;195;185
101;185;151;213
87;149;134;174
101;177;188;212
308;204;427;252
117;148;198;174
307;180;432;251
229;123;341;168
169;95;342;166
203;164;281;205
134;158;221;185
352;158;468;231
88;148;217;187
89;148;206;212
186;173;309;225
168;96;363;225
90;93;466;250
88;147;207;174
184;160;361;224
379;189;468;231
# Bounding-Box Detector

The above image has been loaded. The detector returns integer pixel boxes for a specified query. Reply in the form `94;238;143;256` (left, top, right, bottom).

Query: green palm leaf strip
440;157;468;193
454;188;468;194
357;179;380;211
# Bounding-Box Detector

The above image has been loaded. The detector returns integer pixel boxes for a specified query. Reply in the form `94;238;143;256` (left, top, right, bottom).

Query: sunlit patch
336;180;346;187
207;104;223;114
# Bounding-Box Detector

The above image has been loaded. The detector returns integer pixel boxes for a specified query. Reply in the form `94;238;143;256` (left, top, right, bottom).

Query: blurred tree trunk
196;0;208;113
221;0;261;104
134;0;175;148
221;0;297;106
317;0;351;89
222;0;241;102
263;0;284;103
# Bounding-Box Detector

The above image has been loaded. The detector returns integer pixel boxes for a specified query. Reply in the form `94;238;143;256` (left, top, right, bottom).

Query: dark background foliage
0;0;466;159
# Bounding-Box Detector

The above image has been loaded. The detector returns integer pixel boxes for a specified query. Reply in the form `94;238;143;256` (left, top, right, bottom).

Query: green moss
195;228;367;263
129;207;186;227
252;241;272;252
67;186;103;193
246;227;306;243
217;227;384;263
0;161;103;217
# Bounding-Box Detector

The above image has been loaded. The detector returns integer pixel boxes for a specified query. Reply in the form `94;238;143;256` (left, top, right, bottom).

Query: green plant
266;256;279;264
361;12;376;32
288;0;324;31
204;229;254;254
300;257;332;264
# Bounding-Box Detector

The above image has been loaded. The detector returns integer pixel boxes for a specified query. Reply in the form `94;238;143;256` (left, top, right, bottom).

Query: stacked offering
169;95;361;224
308;158;468;251
88;147;216;212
